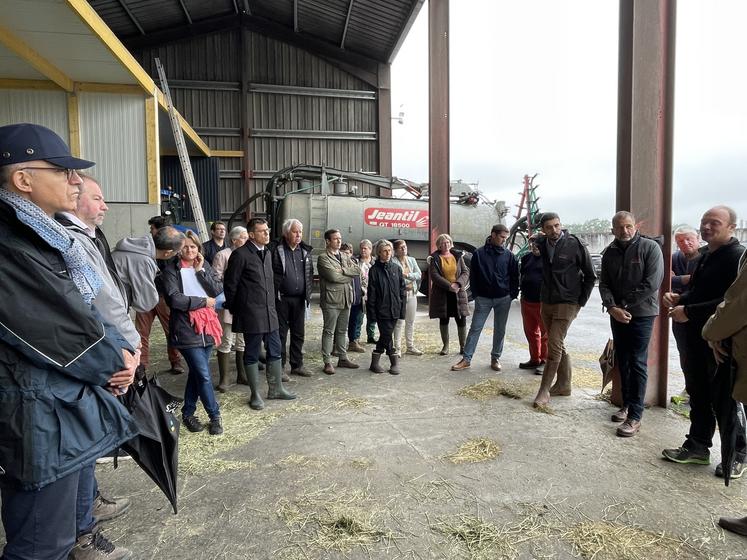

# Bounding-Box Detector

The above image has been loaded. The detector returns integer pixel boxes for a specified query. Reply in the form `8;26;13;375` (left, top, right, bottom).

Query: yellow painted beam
155;84;211;157
0;78;61;91
65;0;156;96
67;93;81;157
211;150;244;158
0;25;74;91
145;96;160;204
76;82;145;95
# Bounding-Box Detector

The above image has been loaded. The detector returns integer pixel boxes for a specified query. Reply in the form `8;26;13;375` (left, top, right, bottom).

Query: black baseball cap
0;123;95;169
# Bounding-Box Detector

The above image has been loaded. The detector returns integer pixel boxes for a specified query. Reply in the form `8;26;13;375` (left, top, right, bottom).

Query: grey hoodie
112;235;160;313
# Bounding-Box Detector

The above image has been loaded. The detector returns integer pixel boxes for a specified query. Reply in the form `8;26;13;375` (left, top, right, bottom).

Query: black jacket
223;243;279;334
367;259;407;322
202;238;226;266
0;201;137;490
469;238;519;300
537;232;596;306
680;237;745;327
160;259;223;348
598;233;664;317
520;252;543;303
268;238;314;304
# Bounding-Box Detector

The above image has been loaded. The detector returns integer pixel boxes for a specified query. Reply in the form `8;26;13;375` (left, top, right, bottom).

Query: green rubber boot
266;359;296;400
245;362;265;410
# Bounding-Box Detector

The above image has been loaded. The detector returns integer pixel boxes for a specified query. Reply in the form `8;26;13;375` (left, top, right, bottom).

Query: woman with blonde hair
428;233;469;355
392;239;422;356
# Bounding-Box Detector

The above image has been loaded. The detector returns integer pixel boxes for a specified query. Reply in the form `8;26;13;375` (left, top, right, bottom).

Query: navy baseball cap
0;123;95;169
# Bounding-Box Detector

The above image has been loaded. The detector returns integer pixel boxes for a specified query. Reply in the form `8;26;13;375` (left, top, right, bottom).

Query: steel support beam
377;63;392;178
176;0;192;25
341;0;355;49
293;0;299;32
616;0;676;408
116;0;146;35
428;0;449;252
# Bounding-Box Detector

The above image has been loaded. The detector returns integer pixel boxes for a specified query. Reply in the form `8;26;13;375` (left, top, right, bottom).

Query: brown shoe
549;385;571;397
281;372;290;382
611;407;628;422
337;358;360;369
290;366;312;377
490;359;502;372
347;340;366;353
616;419;640;437
718;515;747;536
323;363;335;375
451;359;471;371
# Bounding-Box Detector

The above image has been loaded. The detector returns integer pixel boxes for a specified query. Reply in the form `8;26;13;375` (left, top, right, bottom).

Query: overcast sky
390;0;747;228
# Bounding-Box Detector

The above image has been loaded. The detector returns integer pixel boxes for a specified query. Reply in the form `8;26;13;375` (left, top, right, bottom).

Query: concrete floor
12;291;747;559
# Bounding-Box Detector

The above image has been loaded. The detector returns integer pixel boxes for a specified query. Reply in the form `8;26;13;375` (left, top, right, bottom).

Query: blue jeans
1;468;81;560
243;330;281;365
75;464;97;537
610;315;655;421
462;295;512;362
179;345;220;420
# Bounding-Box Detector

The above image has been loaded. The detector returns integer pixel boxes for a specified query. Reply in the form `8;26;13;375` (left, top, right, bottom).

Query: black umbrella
118;367;182;512
712;341;744;487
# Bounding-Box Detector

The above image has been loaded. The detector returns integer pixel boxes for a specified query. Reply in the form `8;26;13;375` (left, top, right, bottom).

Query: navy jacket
0;201;137;491
469;238;519;300
520;253;543;303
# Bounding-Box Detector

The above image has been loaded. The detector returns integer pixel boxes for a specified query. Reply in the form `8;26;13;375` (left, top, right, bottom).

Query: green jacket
318;251;361;309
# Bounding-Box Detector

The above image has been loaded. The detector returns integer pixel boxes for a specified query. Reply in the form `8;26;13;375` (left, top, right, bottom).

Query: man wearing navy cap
0;123;137;559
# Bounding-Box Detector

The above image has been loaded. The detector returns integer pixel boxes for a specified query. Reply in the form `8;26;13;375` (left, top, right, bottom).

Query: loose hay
594;389;613;403
457;379;533;401
532;403;555;415
179;392;281;475
572;366;602;389
564;521;705;560
276;454;329;469
331;397;370;410
350;457;374;469
276;486;395;553
445;438;501;464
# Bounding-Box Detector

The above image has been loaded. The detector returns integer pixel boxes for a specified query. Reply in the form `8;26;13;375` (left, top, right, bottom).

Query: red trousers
520;299;548;362
134;296;181;368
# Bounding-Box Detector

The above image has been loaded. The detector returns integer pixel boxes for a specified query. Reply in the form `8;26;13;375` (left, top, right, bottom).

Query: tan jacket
318;251;361;309
702;253;747;403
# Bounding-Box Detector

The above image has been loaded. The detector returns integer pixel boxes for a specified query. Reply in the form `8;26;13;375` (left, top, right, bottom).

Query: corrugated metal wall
79;92;147;203
133;28;381;220
0;89;68;140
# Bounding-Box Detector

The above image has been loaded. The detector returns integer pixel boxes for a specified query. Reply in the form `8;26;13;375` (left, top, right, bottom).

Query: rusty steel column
616;0;676;408
428;0;449;252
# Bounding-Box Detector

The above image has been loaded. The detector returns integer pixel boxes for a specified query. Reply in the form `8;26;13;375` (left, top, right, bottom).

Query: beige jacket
702;252;747;403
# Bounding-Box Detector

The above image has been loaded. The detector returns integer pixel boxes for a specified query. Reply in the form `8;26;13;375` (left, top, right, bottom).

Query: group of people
2;121;746;560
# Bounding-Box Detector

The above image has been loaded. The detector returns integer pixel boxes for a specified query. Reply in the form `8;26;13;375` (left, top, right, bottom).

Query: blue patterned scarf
0;188;102;305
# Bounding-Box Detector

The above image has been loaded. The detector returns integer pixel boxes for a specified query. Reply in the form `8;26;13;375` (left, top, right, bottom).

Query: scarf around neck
0;188;102;305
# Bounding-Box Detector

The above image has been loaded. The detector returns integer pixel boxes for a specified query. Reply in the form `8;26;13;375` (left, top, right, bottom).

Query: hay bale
445;438;501;464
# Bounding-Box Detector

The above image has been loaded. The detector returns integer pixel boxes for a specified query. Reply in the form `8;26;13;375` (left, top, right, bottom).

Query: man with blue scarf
0;123;138;560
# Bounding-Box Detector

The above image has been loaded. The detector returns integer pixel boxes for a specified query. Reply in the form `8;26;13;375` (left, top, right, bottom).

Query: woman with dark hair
367;239;406;375
428;233;470;355
392;239;422;356
161;230;224;435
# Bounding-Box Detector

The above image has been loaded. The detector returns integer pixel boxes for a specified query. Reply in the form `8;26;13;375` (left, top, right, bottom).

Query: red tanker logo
364;208;429;229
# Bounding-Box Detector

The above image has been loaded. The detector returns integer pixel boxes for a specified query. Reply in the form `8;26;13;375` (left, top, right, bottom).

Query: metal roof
88;0;424;64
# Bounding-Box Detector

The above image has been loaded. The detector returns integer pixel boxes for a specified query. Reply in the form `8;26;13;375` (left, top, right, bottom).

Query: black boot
388;353;401;375
457;324;467;354
266;359;296;400
245;362;265;410
439;324;449;355
369;351;385;373
216;352;230;393
235;351;248;385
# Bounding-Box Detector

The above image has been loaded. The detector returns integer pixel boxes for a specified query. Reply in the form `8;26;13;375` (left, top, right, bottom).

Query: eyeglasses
253;228;271;234
19;166;79;181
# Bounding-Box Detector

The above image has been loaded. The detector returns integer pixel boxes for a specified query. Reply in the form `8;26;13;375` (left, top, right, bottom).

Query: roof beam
388;0;425;63
232;0;239;15
293;0;299;32
123;14;241;50
0;24;74;91
116;0;146;35
176;0;193;25
242;0;252;16
66;0;156;94
340;0;355;49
